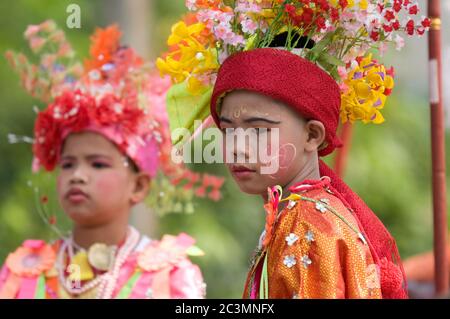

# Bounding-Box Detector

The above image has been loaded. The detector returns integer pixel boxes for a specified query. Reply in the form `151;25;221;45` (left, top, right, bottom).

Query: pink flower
30;37;46;53
23;240;46;249
394;34;405;51
241;18;258;34
6;241;56;277
378;42;388;56
24;25;40;38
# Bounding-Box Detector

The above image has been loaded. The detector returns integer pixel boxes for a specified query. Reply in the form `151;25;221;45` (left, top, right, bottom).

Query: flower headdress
6;20;224;215
157;0;430;138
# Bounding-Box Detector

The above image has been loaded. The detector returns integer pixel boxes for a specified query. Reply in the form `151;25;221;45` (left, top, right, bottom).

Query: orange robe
243;182;382;299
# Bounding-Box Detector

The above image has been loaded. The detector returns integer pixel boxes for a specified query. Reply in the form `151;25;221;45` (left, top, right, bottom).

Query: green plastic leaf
166;82;213;145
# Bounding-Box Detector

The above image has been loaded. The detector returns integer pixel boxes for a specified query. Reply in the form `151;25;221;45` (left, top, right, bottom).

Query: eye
60;162;73;169
92;161;110;169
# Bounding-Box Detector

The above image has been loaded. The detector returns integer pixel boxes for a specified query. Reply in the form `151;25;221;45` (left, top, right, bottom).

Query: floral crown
6;20;224;215
157;0;430;137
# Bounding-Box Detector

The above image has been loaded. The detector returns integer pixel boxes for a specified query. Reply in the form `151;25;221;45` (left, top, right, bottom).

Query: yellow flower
156;56;190;83
167;21;205;46
340;55;394;125
187;76;207;95
157;21;219;95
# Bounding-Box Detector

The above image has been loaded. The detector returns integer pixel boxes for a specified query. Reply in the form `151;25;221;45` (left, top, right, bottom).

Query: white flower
283;255;296;268
315;202;327;213
285;233;299;246
305;230;315;243
301;255;312;269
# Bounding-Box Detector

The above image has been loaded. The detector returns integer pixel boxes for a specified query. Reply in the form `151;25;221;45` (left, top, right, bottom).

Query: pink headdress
6;21;224;214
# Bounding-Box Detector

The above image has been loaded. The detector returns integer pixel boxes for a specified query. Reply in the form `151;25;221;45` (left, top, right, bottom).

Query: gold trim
431;17;441;30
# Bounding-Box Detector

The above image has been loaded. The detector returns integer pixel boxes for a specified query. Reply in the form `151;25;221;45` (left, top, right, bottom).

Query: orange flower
84;24;122;71
6;240;56;277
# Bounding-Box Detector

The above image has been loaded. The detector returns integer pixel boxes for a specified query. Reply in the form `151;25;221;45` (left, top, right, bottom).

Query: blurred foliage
0;0;449;299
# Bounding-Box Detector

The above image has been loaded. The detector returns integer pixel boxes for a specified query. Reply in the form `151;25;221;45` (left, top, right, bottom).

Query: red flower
391;20;401;30
316;0;330;12
93;93;124;125
284;3;296;15
382;24;393;33
302;7;314;25
370;30;380;41
330;8;340;22
338;0;348;9
316;16;326;31
408;4;419;15
416;26;425;36
48;216;57;225
386;66;395;77
406;19;415;35
393;1;402;12
33;109;62;171
421;17;431;28
51;90;92;130
384;10;395;22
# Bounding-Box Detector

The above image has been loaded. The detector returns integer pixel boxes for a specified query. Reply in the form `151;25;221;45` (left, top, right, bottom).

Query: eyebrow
219;116;281;124
60;154;113;161
243;117;281;124
219;116;233;124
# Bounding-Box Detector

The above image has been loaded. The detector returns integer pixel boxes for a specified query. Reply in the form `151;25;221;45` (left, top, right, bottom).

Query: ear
130;172;151;205
304;120;326;152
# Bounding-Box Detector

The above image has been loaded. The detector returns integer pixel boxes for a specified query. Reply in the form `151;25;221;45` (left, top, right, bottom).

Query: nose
69;165;88;184
224;129;257;164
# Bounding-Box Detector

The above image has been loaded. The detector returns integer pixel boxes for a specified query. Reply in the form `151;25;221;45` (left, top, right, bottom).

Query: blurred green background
0;0;449;298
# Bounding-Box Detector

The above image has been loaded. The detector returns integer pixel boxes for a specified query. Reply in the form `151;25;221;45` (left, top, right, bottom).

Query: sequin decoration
285;233;299;246
283;255;296;268
300;255;312;269
287;200;297;209
315;201;327;213
305;230;315;243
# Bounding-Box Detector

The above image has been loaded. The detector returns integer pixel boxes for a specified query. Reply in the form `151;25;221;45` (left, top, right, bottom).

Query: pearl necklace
57;226;140;299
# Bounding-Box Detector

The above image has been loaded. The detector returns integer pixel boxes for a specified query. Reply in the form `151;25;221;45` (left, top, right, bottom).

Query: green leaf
166;82;213;145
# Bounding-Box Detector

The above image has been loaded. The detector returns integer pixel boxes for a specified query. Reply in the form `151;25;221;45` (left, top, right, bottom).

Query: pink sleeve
170;259;206;299
0;264;10;291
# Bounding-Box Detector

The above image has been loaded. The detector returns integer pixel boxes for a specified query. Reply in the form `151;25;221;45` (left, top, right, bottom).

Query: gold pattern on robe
244;187;382;299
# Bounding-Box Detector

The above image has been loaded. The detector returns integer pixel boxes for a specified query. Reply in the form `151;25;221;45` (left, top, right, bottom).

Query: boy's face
219;90;318;197
57;132;144;226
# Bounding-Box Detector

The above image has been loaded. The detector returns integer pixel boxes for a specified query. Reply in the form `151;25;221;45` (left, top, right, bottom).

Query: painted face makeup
219;90;312;196
57;131;137;227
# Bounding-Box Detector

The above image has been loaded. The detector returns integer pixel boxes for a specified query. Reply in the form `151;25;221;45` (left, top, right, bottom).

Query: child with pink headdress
0;21;223;299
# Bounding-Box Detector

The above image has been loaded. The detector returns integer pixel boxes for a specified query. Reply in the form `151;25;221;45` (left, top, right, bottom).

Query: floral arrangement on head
157;0;429;129
6;20;224;217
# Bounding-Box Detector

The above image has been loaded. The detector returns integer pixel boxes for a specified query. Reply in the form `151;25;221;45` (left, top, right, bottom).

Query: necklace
57;226;140;299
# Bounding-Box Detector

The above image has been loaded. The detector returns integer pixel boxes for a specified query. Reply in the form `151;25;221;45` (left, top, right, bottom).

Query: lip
65;187;89;204
230;165;257;180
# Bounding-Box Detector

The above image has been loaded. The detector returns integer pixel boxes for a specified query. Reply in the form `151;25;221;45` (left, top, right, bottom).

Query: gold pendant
69;251;94;281
87;243;113;271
